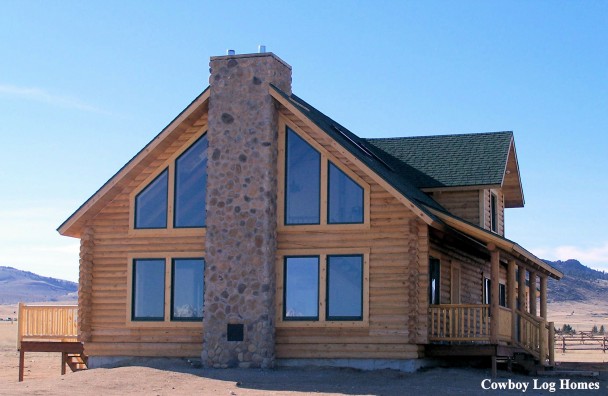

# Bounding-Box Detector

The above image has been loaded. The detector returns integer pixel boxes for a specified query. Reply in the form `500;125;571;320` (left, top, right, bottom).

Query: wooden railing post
548;322;555;365
489;246;499;343
17;302;24;350
539;320;547;365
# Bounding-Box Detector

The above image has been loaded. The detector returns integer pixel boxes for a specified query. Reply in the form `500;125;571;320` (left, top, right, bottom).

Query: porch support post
508;259;517;343
489;244;499;344
540;275;548;320
518;265;526;313
529;270;537;317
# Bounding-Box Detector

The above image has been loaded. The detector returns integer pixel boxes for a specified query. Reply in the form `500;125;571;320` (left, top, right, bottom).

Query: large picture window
283;127;367;228
132;259;166;321
283;256;319;320
132;133;207;230
285;128;321;225
174;136;208;228
282;253;365;323
130;256;205;323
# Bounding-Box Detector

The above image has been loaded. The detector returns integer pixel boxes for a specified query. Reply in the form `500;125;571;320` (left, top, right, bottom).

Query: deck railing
429;304;490;341
17;303;78;349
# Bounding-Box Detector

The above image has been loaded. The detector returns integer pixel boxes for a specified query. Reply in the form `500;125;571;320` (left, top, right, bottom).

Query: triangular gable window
135;169;168;229
133;133;207;230
328;162;363;224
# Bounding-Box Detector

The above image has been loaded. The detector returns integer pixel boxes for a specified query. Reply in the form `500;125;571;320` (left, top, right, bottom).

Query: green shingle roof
364;132;513;189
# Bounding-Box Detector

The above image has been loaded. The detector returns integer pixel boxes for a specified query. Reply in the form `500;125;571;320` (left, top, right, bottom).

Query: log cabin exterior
55;52;562;371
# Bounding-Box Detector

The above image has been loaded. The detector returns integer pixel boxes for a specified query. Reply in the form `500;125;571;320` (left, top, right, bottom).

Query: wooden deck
428;304;555;375
17;303;87;381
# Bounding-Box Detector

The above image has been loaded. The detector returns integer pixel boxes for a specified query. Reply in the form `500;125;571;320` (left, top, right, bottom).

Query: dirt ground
1;304;607;395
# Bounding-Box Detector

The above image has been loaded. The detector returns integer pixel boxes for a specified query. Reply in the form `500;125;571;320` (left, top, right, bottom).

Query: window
490;193;498;233
328;162;364;224
174;136;208;228
283;256;319;320
285;129;321;225
327;255;363;320
282;253;365;322
132;259;166;320
130;256;205;323
429;258;440;305
171;258;205;320
483;277;491;305
135;170;168;229
499;283;507;308
282;127;367;227
133;133;207;230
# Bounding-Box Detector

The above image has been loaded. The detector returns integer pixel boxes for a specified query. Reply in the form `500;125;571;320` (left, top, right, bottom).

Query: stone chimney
203;53;292;368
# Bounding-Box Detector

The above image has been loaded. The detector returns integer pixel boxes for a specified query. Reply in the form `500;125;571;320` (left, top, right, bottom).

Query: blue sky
1;1;606;282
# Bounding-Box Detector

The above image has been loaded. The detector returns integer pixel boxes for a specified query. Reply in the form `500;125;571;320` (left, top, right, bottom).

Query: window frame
134;169;169;230
129;131;208;237
277;119;370;232
170;257;205;322
282;255;320;321
326;254;364;321
429;257;441;305
284;128;322;226
490;192;498;233
327;162;365;225
276;248;370;328
173;134;209;229
131;258;166;321
126;252;204;328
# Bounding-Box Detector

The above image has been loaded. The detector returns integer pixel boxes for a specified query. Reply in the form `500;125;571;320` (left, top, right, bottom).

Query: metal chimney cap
226;49;236;55
258;45;266;53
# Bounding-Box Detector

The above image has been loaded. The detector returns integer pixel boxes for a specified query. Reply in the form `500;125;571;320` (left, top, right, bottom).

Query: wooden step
65;353;88;372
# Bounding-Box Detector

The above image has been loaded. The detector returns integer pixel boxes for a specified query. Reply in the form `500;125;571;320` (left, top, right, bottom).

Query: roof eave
57;88;210;238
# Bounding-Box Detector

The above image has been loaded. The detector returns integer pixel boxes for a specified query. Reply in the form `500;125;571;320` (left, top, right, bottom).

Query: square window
132;259;165;321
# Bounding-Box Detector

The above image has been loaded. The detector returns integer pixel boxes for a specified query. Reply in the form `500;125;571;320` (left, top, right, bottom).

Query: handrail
429;304;490;341
17;303;78;349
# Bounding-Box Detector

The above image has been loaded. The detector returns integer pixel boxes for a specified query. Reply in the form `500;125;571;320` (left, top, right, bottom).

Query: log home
52;51;562;372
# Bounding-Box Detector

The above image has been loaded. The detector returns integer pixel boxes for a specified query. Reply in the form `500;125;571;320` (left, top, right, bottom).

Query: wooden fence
556;332;608;353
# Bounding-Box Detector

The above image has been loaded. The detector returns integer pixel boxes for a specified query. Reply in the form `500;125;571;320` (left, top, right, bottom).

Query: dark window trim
283;255;320;321
131;258;166;321
173;134;208;229
429;258;441;305
284;127;321;226
327;161;365;225
134;169;169;230
499;283;507;308
326;254;364;321
490;192;498;233
170;257;205;321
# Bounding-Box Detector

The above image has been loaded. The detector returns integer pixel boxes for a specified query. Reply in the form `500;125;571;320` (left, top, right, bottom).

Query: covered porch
425;209;563;374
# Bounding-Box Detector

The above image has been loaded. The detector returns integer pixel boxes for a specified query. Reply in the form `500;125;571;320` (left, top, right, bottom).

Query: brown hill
545;259;608;303
0;266;77;304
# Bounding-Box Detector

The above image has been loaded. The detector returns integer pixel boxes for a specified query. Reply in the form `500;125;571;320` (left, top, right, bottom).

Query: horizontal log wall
430;190;481;227
275;111;426;360
85;113;208;358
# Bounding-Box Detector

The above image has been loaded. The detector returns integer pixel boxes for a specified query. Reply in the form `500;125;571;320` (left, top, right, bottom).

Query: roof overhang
57;88;210;238
426;206;562;280
269;86;443;229
502;138;524;208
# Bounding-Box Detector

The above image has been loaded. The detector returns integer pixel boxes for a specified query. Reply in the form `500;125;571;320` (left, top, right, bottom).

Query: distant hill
0;266;77;304
545;259;608;303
